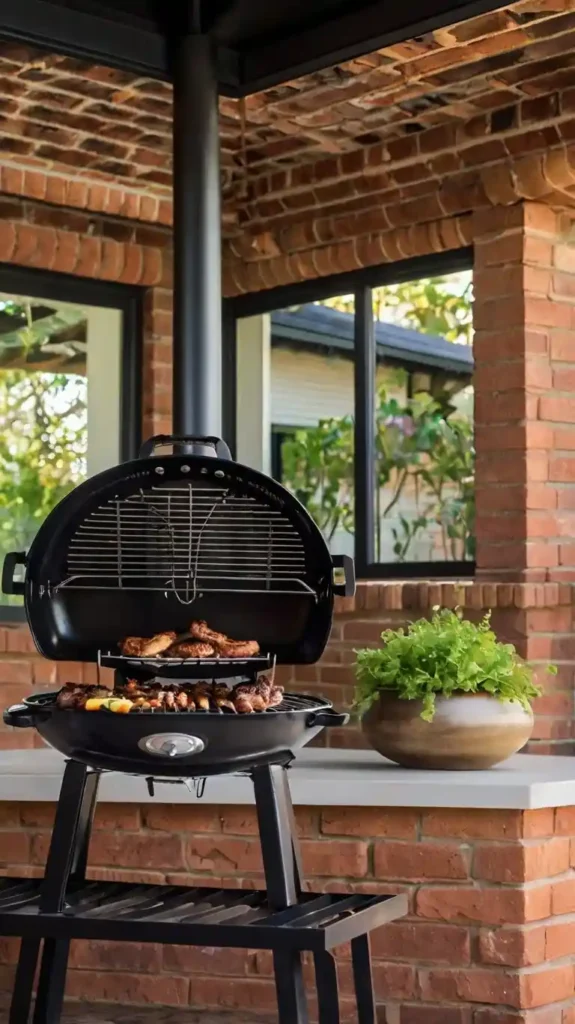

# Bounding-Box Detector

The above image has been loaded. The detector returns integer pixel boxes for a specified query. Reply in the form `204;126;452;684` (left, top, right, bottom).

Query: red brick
372;921;470;964
419;967;521;1006
545;921;575;960
184;836;262;874
321;807;418;839
65;970;190;1006
473;839;570;882
551;878;575;914
301;839;368;877
479;926;546;967
375;841;469;880
89;832;184;870
520;966;575;1008
416;886;549;925
142;805;221;832
0;831;30;865
421;809;524;839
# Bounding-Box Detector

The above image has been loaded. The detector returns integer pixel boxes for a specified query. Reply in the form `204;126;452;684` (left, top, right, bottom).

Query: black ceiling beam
240;0;510;93
0;0;509;94
0;0;241;93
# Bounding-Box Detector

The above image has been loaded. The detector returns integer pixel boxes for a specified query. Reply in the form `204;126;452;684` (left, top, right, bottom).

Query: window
0;266;142;611
226;248;474;579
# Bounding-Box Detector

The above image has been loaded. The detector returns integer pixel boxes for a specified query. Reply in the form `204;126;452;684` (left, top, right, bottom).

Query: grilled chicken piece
189;620;226;645
169;641;215;659
269;686;284;707
139;632;177;657
57;684;87;709
120;637;146;656
189;621;260;659
234;695;255;714
217;640;260;658
57;684;109;710
216;699;237;712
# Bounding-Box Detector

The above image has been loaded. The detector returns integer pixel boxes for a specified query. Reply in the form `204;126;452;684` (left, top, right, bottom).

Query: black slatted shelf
0;878;406;951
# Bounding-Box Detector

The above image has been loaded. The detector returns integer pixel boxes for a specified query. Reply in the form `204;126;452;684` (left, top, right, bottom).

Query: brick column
474;202;575;582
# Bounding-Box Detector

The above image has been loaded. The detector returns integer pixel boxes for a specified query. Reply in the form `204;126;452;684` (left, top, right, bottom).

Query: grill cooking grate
99;649;273;678
52;483;315;601
29;691;330;715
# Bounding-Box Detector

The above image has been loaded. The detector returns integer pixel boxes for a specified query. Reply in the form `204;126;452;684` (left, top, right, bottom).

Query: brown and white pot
361;691;534;770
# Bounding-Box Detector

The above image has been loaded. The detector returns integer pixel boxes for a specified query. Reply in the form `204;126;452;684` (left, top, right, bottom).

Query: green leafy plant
353;608;555;722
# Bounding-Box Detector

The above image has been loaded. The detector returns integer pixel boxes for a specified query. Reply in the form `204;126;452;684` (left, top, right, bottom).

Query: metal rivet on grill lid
154;466;165;475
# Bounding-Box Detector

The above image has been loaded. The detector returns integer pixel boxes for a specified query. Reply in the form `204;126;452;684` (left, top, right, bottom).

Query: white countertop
0;748;575;809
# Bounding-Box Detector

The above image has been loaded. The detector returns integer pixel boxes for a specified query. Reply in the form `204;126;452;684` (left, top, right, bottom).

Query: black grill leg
314;951;340;1024
32;940;70;1024
273;950;309;1024
252;763;309;1023
352;934;376;1024
8;760;100;1024
9;938;40;1024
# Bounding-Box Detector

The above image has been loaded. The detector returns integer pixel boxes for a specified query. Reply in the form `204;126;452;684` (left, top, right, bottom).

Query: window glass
0;292;122;604
371;271;474;564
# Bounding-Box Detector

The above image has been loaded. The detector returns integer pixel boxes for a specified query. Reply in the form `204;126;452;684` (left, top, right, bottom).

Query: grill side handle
3;704;35;729
308;710;350;728
2;551;26;596
332;554;355;597
138;434;232;460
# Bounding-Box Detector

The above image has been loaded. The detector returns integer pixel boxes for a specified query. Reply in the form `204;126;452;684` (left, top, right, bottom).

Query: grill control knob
139;733;206;758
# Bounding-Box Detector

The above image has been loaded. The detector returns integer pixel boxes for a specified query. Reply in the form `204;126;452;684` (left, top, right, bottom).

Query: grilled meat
217;640;260;658
120;621;259;662
269;686;284;708
189;621;260;658
120;637;145;656
169;641;215;659
57;684;109;709
120;633;176;657
57;668;282;715
139;632;177;657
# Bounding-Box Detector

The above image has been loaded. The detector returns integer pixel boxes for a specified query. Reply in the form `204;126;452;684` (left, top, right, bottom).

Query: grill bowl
4;691;348;776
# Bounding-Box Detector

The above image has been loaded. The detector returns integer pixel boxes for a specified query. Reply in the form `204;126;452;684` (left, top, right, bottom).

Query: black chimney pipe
172;29;222;442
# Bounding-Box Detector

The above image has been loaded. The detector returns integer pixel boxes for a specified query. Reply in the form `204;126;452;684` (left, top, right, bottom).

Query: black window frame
0;263;143;618
225;247;475;581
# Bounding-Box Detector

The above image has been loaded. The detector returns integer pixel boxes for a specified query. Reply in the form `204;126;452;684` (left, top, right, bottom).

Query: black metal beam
0;0;240;93
0;0;510;95
354;286;375;571
172;32;222;437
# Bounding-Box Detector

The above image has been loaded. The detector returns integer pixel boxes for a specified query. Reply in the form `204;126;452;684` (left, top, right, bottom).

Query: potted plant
353;608;555;770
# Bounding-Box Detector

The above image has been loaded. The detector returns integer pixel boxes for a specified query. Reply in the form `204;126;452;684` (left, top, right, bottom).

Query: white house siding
270;346;473;565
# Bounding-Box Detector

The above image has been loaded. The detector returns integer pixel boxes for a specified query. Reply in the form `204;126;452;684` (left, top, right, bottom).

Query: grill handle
308;710;350;728
332;554;355;597
2;551;26;596
3;704;34;729
139;434;232;460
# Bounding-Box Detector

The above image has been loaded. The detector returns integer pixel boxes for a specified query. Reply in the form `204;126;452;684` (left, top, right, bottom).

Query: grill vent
57;483;312;601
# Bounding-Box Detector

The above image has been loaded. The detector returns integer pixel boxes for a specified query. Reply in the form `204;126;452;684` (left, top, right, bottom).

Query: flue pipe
172;29;222;444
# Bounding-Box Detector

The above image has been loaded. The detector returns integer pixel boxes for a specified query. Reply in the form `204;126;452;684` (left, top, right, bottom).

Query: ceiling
0;0;573;217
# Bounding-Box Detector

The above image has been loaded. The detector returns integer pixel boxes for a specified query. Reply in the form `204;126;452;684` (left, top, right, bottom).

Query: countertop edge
0;749;575;809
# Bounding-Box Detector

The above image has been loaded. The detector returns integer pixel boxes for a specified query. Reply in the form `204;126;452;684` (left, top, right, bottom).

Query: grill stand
3;756;407;1024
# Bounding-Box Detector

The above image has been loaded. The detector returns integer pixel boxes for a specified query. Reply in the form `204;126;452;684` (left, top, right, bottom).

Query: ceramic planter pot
361;691;534;770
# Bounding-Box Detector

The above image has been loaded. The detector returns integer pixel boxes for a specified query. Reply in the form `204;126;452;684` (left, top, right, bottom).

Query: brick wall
0;798;574;1021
